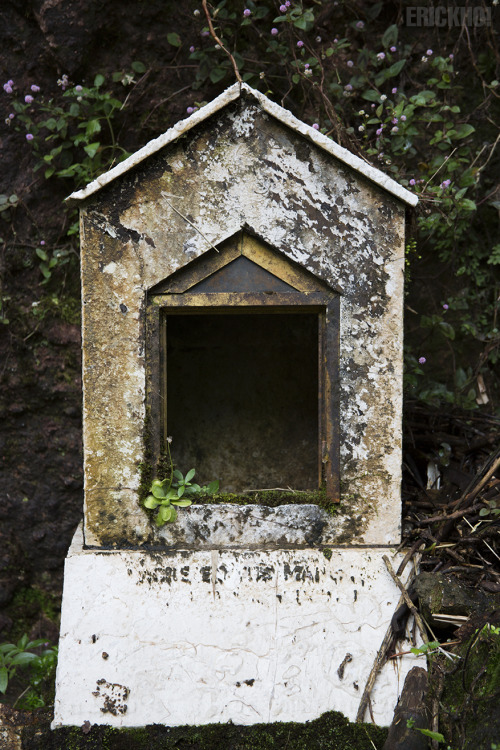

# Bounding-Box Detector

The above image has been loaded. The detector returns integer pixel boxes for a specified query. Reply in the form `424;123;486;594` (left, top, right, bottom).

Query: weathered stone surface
153;504;368;549
53;526;419;728
414;572;500;626
78;87;409;547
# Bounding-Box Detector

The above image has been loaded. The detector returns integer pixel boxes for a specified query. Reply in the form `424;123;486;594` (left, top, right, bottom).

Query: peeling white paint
67;84;418;208
53;526;421;728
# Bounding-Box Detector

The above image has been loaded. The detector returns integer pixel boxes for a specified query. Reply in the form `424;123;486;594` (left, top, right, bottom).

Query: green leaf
209;67;226;84
415;729;445;741
83;142;100;158
131;60;146;73
386;59;406;78
167;32;182;47
454;124;475;139
454;367;467;388
0;667;8;694
94;74;105;88
144;495;160;509
185;468;196;483
382;24;398;49
39;263;51;279
156;505;173;525
152;484;167;499
460;199;476;212
10;652;37;666
208;480;219;494
361;89;382;102
173;469;183;481
439;321;455;340
177;485;186;498
171;499;192;507
86;119;102;137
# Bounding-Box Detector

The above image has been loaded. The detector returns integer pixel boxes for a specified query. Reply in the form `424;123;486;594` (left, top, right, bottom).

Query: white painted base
53;526;422;728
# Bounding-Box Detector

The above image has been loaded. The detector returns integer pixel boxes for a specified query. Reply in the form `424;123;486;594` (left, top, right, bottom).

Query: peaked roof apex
67;83;418;207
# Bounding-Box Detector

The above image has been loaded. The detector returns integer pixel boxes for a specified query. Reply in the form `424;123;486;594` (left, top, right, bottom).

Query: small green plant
479;500;500;518
411;640;442;656
0;634;58;708
143;439;219;526
406;719;446;744
9;67;145;188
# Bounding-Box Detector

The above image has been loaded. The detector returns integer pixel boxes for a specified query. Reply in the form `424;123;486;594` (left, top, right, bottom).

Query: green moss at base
191;488;341;515
22;710;388;749
6;586;61;642
437;623;500;749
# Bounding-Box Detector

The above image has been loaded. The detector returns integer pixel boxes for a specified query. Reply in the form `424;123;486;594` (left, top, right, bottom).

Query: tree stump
382;667;429;750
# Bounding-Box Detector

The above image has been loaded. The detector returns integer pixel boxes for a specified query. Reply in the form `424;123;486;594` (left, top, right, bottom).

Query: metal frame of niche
145;229;341;502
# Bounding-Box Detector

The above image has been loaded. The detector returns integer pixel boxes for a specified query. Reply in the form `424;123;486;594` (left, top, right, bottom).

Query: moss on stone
196;488;340;515
22;710;388;749
7;586;61;641
437;622;500;749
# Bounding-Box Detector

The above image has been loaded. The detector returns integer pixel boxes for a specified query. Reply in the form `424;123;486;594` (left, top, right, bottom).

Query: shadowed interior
166;313;319;492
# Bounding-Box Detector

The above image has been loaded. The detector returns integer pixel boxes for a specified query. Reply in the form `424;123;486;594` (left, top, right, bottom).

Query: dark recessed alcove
166;312;318;491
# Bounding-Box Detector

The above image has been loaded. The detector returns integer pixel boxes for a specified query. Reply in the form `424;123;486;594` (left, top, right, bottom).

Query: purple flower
391;126;399;133
344;84;353;91
392;117;398;124
201;30;210;37
7;80;13;86
186;106;195;114
189;45;195;52
440;179;451;189
392;87;397;94
371;103;375;108
280;3;287;11
400;114;406;121
376;127;383;136
449;53;454;60
271;28;278;35
333;38;338;43
30;84;40;92
304;63;310;69
8;113;14;119
243;8;251;16
312;123;319;130
3;84;13;93
409;179;416;186
356;21;364;29
390;46;397;52
426;49;433;56
26;133;34;141
418;357;426;364
285;0;291;6
347;60;353;67
40;240;46;246
443;304;449;310
377;52;385;61
75;85;83;92
25;94;34;103
297;40;304;48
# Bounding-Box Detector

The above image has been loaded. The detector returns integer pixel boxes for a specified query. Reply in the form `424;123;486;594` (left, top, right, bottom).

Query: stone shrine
53;83;419;728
